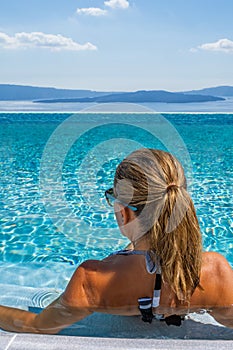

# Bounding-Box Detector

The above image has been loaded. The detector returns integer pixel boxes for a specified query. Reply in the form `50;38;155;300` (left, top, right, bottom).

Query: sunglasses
104;188;138;211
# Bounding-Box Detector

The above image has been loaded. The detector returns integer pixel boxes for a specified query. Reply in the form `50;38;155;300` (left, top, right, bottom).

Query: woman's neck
132;234;150;251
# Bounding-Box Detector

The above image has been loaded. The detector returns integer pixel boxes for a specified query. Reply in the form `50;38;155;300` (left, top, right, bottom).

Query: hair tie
166;183;178;192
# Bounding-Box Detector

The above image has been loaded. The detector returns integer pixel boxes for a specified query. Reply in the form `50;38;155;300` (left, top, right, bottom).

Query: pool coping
1;334;233;350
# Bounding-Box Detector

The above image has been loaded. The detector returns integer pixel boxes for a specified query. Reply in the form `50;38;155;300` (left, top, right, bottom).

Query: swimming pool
0;112;232;296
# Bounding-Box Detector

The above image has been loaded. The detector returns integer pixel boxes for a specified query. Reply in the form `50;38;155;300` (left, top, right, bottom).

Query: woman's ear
120;206;128;225
114;203;131;226
114;204;138;242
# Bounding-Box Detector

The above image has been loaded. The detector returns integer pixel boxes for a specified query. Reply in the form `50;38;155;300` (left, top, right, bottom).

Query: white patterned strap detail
152;289;161;308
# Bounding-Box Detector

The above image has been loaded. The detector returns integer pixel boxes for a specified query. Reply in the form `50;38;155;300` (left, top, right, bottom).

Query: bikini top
111;249;184;326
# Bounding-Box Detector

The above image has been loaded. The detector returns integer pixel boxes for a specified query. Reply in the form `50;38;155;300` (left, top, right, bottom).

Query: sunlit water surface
0;113;232;326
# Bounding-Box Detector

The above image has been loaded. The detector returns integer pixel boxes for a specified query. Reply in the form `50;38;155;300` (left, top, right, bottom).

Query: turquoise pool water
0;112;232;275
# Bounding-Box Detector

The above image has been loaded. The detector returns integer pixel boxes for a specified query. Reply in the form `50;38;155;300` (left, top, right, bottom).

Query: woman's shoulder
69;253;138;287
202;251;232;271
80;251;145;273
63;252;155;308
190;251;233;307
201;251;233;285
62;259;118;309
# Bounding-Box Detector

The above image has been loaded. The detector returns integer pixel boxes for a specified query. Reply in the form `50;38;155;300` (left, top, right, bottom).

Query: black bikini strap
154;274;161;290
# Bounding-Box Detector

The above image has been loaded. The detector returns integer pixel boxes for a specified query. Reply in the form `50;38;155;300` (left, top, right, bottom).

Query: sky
0;0;233;91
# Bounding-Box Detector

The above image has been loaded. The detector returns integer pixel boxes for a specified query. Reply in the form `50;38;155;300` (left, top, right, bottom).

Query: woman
0;148;233;334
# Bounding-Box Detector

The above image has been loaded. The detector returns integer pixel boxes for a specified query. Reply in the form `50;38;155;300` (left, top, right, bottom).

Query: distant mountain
184;86;233;97
37;90;224;104
0;84;227;103
0;84;111;101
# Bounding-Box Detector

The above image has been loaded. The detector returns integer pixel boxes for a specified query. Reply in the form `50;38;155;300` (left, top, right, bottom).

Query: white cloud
76;7;107;16
196;38;233;53
0;31;97;51
76;1;129;17
104;0;129;9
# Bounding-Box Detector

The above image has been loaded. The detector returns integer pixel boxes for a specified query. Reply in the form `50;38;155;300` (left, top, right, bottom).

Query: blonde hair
114;148;202;303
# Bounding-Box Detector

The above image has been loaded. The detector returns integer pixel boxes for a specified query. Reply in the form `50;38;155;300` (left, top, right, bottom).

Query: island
0;84;230;104
35;90;225;104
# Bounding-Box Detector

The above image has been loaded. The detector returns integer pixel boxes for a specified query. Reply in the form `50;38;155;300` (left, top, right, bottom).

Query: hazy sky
0;0;233;91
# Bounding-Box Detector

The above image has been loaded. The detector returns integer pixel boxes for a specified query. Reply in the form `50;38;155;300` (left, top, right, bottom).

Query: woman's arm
0;264;92;334
0;257;131;334
0;296;91;334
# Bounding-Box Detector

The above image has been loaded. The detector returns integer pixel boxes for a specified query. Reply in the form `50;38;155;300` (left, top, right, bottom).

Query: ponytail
114;148;203;303
150;186;202;302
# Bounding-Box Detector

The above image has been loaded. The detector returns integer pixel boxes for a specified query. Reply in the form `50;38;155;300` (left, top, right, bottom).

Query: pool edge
1;333;233;350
